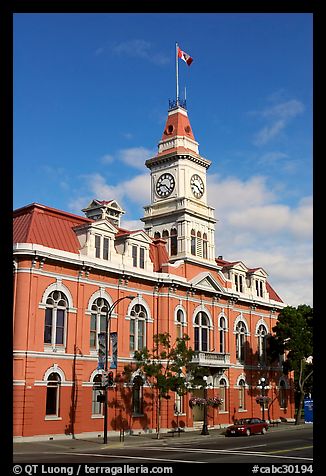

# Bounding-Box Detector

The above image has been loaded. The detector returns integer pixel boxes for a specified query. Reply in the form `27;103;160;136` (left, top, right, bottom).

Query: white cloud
100;147;154;170
118;147;154;170
252;98;304;146
253;119;286;146
68;172;150;214
110;39;169;65
208;174;313;306
69;170;312;307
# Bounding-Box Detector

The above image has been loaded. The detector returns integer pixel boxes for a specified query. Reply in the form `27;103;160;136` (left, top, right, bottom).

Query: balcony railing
191;351;230;368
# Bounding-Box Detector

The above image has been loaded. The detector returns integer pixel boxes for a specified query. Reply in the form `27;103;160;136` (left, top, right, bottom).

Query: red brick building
13;101;295;440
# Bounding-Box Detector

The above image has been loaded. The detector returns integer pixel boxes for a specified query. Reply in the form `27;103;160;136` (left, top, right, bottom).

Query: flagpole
176;42;179;105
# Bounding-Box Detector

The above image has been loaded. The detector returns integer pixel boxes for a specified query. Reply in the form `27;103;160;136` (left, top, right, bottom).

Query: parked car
225;418;269;436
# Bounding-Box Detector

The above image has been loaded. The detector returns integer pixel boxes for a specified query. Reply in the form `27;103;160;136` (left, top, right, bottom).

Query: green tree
124;333;196;439
272;304;313;424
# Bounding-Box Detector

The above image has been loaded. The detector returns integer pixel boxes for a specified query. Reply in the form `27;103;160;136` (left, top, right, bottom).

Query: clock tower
141;100;216;264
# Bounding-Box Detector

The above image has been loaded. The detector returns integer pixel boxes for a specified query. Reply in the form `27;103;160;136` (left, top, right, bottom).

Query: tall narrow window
239;275;243;293
170;228;177;256
130;304;147;351
239;378;246;410
132;245;137;267
219;378;227;412
44;291;68;347
139;247;145;269
162;230;169;253
196;231;202;256
219;316;227;353
191;229;196;255
46;372;61;416
132;375;144;415
203;233;208;259
95;235;101;258
256;280;264;297
92;374;103;415
103;237;109;260
235;321;247;362
257;324;267;364
176;309;184;338
194;311;209;351
89;298;108;350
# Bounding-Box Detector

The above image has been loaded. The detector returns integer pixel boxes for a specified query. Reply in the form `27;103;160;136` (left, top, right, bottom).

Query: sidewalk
13;422;311;455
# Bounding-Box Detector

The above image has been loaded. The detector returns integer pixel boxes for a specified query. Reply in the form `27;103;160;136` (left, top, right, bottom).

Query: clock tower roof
154;100;200;159
161;102;196;142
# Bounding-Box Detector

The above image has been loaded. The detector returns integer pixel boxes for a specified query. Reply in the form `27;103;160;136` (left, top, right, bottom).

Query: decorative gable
82;199;125;227
189;272;225;294
74;218;118;260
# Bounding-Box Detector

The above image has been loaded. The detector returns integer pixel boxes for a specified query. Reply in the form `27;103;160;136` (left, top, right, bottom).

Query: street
13;425;313;465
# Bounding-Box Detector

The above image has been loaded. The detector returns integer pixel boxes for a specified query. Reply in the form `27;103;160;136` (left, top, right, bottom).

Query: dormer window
94;234;110;260
255;280;264;297
132;245;145;269
235;273;244;293
95;235;101;258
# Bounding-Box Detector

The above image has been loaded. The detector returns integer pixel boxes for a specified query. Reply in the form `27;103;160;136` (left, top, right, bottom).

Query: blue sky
13;13;313;307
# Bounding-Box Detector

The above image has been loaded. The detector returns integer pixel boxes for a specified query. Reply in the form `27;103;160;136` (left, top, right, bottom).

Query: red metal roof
215;258;283;303
13;203;283;302
13;203;92;253
161;107;195;142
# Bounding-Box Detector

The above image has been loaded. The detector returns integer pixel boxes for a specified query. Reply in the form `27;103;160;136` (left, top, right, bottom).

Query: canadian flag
178;46;193;66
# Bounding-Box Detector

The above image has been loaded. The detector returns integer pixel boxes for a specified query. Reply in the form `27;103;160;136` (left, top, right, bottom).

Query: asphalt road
13;425;314;467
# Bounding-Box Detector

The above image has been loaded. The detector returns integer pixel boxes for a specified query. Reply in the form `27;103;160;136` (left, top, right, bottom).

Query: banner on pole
97;332;106;370
110;332;118;369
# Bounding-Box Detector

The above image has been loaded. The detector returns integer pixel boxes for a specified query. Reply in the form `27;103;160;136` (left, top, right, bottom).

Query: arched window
219;316;227;353
219;378;227;412
92;374;103;415
257;324;267;364
90;298;109;351
154;232;161;239
130;304;147;351
203;233;208;259
238;378;246;410
44;291;68;346
176;309;185;339
162;230;169;253
46;372;61;416
132;375;144;415
191;229;196;255
279;380;287;409
196;231;202;256
170;228;178;256
194;311;210;351
235;321;247;362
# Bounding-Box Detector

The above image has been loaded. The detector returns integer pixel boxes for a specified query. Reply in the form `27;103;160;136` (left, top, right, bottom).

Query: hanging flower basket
206;396;223;408
189;396;223;409
256;395;271;405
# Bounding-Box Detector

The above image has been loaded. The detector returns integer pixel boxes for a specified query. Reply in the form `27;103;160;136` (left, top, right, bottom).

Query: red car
225;418;269;437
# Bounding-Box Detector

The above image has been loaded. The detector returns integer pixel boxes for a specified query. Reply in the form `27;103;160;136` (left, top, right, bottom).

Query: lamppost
201;375;209;435
257;377;269;422
103;295;134;444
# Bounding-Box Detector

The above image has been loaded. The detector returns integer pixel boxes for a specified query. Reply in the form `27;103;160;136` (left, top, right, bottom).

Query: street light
201;375;209;435
257;377;269;422
103;295;135;444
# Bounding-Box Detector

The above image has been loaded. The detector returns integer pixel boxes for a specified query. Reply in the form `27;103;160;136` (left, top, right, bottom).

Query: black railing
169;98;187;110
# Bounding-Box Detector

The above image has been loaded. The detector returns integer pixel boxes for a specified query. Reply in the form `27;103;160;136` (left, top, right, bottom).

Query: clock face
190;174;204;198
156;173;175;197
